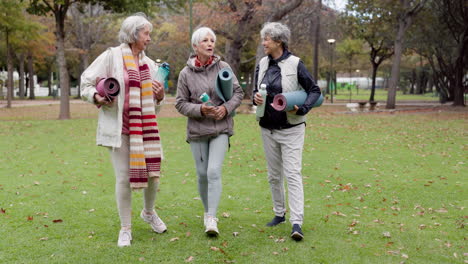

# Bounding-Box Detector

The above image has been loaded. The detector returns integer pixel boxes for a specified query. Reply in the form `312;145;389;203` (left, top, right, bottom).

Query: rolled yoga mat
96;77;120;101
271;91;324;111
215;68;233;102
215;68;235;116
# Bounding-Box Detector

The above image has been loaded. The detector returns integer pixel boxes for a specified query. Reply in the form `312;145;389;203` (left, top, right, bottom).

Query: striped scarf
122;45;161;189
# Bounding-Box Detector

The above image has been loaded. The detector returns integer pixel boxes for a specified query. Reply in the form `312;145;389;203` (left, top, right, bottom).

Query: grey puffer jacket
175;54;244;142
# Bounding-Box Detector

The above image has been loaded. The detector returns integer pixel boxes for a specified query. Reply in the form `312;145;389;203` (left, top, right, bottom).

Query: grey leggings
109;134;159;227
189;134;228;217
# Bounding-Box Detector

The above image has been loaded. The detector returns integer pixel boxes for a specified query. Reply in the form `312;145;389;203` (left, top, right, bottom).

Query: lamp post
355;69;360;95
327;38;335;103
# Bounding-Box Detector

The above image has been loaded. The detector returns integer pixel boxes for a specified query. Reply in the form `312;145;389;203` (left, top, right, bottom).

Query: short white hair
260;22;291;49
118;13;153;44
191;27;216;52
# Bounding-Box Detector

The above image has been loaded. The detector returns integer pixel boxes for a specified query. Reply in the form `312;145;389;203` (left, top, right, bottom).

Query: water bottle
256;84;267;118
200;92;215;106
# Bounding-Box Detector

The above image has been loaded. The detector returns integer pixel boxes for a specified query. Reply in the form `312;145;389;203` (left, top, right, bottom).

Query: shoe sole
291;231;304;241
266;220;286;227
154;228;167;234
141;214;167;233
205;229;219;237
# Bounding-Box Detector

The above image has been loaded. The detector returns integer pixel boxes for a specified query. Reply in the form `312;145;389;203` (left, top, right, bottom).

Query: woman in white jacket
81;13;166;247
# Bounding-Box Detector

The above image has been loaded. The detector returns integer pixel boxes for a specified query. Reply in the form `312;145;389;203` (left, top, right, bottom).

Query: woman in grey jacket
175;27;243;236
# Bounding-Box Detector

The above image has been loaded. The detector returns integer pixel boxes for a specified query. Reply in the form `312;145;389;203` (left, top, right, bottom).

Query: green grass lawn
330;89;439;102
0;111;466;263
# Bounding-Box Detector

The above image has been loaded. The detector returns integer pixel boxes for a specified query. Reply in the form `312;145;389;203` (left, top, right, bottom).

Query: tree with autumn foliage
342;0;395;102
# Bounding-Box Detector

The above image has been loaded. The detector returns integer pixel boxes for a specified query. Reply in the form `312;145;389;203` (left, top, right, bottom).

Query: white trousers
261;124;305;225
109;134;159;227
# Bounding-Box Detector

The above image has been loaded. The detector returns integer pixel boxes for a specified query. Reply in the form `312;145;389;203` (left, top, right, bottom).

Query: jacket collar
187;53;221;72
268;49;291;64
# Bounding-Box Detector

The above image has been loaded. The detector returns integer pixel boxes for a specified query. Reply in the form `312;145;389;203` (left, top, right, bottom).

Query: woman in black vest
253;22;321;241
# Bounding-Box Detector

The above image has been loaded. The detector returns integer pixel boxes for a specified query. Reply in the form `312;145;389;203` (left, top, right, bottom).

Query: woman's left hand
152;80;165;102
213;105;227;120
287;105;299;114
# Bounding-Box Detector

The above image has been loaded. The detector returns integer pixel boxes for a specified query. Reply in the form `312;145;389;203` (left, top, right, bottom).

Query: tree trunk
47;68;52;96
27;51;35;100
312;0;321;81
56;11;70;119
386;0;426;109
386;20;406;109
369;63;378;102
452;30;467;106
77;52;89;99
19;53;25;99
6;31;13;108
409;68;416;94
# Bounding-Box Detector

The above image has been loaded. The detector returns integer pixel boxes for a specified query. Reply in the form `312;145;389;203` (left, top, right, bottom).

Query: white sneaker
205;216;219;236
140;210;167;233
117;229;132;247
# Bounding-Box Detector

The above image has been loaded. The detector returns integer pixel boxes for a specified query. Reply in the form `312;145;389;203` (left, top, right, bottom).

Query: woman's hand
201;104;217;118
254;92;264;105
213;105;227;120
152;80;165;102
287;105;299;114
94;93;114;106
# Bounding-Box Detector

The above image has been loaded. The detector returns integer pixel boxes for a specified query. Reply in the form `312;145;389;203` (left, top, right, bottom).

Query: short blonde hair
191;27;217;52
118;13;153;44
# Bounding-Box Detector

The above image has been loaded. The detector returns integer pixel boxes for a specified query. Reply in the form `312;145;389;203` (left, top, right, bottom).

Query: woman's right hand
254;92;264;105
200;104;217;118
94;93;113;106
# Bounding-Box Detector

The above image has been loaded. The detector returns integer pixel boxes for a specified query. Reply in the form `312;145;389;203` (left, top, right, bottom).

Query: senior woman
253;22;321;241
175;27;243;236
81;13;167;247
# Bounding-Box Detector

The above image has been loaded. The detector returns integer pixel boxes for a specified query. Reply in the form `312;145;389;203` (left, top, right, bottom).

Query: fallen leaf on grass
418;224;426;230
282;247;289;252
274;237;285;243
139;257;145;261
185;256;194;262
39;237;48;241
27;216;33;221
382;231;391;238
401;253;409;259
53;219;63;223
272;252;279;255
222;212;230;218
232;232;239;237
332;211;347;217
1;208;5;214
435;208;448;213
170;237;179;242
34;181;40;185
186;232;191;237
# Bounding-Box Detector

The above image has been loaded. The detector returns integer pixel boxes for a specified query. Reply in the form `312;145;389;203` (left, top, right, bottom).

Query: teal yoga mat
215;68;235;116
271;91;323;111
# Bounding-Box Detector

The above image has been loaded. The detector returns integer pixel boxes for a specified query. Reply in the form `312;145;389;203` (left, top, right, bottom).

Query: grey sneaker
140;210;167;233
117;229;132;247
